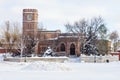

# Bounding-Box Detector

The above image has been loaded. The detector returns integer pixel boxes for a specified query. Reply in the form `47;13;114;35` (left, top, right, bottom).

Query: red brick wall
111;52;120;60
0;49;6;53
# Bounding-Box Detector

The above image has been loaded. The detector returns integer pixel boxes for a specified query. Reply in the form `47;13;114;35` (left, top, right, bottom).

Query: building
23;9;111;57
23;9;80;57
23;9;38;38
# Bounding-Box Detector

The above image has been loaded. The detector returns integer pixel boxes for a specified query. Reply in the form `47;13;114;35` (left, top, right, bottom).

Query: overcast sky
0;0;120;33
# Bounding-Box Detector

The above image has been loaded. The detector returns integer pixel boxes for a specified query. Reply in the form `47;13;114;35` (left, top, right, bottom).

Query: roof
58;36;78;38
59;33;78;36
38;29;61;33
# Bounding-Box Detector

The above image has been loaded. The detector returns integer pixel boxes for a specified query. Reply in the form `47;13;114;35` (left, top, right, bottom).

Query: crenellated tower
23;9;38;38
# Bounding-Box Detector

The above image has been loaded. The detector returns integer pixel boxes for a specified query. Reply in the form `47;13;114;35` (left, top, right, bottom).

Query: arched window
60;43;65;51
70;43;75;55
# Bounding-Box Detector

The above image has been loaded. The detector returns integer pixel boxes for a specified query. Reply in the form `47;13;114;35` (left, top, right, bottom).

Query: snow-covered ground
0;55;120;80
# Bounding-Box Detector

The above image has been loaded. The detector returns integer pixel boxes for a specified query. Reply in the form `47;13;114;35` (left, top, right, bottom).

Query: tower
23;9;38;38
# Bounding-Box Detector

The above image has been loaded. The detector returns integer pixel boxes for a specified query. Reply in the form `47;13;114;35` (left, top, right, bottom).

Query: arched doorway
70;43;75;55
60;43;65;51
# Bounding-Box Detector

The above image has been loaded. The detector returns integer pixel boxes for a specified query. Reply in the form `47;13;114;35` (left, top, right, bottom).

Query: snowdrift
22;61;71;71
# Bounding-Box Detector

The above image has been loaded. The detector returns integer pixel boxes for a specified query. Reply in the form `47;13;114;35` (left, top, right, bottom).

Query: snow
22;61;71;71
43;47;53;57
0;54;4;61
0;54;120;80
58;36;78;38
46;37;58;40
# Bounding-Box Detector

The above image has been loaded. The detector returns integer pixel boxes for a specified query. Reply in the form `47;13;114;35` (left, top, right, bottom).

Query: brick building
23;9;81;57
23;9;112;57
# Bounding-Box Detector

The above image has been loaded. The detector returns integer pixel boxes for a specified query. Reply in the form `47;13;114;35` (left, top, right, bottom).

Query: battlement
23;9;38;12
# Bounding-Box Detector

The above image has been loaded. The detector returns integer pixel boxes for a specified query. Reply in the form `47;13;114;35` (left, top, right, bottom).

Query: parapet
23;9;38;12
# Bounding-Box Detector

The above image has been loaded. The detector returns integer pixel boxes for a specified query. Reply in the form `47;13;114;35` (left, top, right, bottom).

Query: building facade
23;9;81;57
23;9;38;38
23;9;112;57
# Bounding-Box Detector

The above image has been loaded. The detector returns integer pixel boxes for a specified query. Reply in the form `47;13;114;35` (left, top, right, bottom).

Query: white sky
0;0;120;33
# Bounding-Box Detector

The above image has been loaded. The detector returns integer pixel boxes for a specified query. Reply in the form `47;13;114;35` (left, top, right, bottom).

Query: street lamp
94;54;96;63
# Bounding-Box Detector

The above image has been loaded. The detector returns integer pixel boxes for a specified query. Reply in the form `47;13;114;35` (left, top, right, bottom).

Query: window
60;43;65;51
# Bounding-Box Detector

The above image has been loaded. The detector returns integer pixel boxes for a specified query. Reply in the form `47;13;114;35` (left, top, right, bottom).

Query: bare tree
65;16;106;55
2;21;21;55
109;31;119;51
96;40;110;55
97;23;110;55
2;21;12;53
21;22;44;56
65;19;87;54
22;36;38;56
0;40;3;47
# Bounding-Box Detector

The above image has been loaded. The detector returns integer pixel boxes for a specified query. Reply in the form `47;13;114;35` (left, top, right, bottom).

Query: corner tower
23;9;38;38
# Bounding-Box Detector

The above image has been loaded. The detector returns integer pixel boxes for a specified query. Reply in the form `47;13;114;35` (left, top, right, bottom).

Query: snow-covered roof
58;36;78;38
46;37;58;40
38;29;61;33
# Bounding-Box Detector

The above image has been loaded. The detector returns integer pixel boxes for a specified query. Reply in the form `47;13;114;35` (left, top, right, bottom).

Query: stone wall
80;55;119;63
4;57;68;63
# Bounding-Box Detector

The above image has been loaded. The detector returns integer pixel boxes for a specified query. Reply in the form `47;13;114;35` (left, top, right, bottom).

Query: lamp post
20;38;23;58
93;45;97;63
94;54;96;63
34;38;39;57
